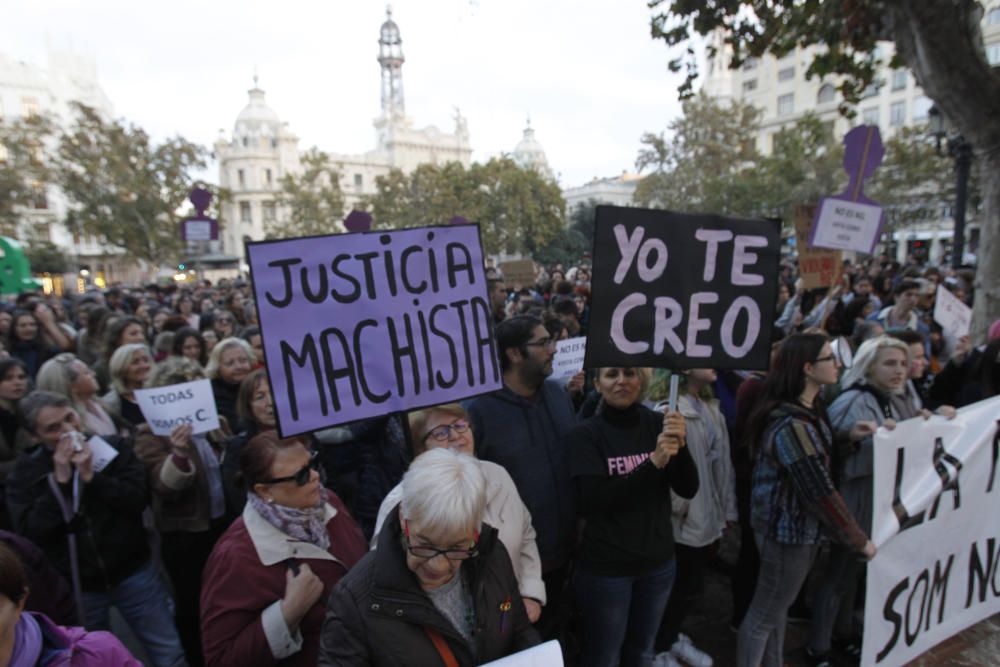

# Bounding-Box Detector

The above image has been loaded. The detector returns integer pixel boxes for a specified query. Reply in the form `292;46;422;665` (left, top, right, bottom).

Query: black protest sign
585;206;780;370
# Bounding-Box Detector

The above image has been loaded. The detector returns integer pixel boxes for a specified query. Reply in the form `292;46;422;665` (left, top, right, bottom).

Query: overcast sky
2;0;692;188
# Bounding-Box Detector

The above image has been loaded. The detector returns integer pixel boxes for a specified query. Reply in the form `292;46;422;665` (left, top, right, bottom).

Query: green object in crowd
0;236;44;294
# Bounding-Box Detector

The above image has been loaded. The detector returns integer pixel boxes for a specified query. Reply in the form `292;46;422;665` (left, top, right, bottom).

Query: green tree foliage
0;114;53;237
364;157;565;256
273;149;346;238
647;0;1000;341
54;103;206;265
23;239;70;274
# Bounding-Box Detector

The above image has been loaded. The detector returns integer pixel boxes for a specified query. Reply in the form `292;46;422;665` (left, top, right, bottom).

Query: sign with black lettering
134;379;220;436
863;396;1000;667
247;225;501;437
584;205;780;370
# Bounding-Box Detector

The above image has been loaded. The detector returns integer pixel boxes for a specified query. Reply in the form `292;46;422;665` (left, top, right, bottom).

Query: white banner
134;379;221;436
863;396;1000;667
550;336;586;385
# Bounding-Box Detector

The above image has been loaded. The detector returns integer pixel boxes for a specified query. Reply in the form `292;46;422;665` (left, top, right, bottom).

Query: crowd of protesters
0;249;997;667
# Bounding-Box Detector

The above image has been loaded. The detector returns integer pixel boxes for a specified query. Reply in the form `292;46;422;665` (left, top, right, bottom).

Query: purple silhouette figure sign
809;125;885;254
181;187;219;241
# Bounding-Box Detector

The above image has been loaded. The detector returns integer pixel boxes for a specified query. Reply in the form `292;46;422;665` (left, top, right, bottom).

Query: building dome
512;118;553;179
380;6;402;47
234;79;281;142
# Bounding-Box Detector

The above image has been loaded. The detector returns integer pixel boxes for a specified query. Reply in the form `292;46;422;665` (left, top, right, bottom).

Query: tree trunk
887;1;1000;343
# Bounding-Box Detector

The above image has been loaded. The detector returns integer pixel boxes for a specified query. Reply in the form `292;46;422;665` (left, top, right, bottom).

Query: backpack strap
424;626;460;667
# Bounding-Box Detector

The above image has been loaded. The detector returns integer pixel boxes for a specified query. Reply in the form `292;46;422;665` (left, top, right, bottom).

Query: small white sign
184;219;212;241
134;379;221;437
933;284;972;338
551;336;587;385
87;435;119;473
481;640;563;667
811;197;883;254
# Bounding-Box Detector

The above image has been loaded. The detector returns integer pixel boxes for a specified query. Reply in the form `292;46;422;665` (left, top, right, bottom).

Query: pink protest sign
810;125;885;255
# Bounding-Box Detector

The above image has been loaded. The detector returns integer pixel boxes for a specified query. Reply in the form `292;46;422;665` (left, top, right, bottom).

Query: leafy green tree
54;103;206;265
648;0;1000;341
0;114;53;237
364;157;564;256
272;149;346;238
23;239;70;274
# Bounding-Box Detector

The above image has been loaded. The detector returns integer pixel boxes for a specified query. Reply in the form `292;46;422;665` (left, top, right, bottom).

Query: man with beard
465;315;577;643
488;278;508;324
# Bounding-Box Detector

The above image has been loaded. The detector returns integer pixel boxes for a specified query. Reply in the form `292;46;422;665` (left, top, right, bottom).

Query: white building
700;3;1000;264
562;172;642;213
216;7;474;269
0;49;143;288
510;118;555;181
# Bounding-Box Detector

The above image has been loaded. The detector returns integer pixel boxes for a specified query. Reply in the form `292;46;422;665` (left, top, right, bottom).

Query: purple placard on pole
810;125;885;255
247;224;501;437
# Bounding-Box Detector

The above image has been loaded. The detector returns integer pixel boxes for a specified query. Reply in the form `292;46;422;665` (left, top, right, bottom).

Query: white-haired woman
371;402;546;623
806;335;915;664
103;343;154;427
36;352;123;437
206;337;254;434
319;448;540;665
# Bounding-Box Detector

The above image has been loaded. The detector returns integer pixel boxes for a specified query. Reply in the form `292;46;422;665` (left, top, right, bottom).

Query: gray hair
109;343;153;395
840;335;911;391
35;353;80;400
205;337;255;380
149;356;205;388
20;390;73;434
400;448;486;537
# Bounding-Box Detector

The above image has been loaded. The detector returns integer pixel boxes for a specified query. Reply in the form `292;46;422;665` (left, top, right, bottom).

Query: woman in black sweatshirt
568;367;699;667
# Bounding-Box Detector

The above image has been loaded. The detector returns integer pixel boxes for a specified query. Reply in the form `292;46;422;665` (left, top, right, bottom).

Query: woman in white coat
653;369;737;667
371;402;546;623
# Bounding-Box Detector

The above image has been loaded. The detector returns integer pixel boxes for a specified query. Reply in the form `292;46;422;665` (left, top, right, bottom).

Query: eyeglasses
403;520;479;561
261;451;319;486
423;419;470;443
524;337;557;349
813;355;837;364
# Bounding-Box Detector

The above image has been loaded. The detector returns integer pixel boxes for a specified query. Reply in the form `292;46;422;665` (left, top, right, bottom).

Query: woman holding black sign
567;367;698;667
737;334;875;667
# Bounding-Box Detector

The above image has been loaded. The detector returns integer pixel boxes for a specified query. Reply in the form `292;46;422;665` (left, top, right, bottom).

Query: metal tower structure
378;6;405;118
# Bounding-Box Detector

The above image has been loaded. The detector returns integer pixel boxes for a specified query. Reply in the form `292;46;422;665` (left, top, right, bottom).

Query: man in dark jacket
464;315;577;640
6;390;187;667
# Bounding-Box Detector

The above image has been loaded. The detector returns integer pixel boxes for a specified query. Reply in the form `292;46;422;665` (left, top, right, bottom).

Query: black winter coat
319;509;539;666
6;435;150;591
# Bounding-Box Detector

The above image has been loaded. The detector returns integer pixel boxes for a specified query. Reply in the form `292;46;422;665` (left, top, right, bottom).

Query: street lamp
927;105;974;269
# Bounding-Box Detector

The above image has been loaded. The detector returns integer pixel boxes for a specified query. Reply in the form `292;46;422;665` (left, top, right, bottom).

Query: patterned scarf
248;492;330;551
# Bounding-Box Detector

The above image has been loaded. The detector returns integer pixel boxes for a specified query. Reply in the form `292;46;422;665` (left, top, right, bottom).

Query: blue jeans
82;558;188;667
575;559;676;667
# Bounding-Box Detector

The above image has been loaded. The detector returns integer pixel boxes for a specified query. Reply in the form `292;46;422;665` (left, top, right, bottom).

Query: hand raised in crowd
523;597;541;624
566;371;586;396
863;540;877;561
651;411;685;468
52;432;94;484
169;423;194;458
280;563;324;634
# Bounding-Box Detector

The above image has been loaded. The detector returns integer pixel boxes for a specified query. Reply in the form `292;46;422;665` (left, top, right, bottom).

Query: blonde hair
400;448;485;538
592;367;652;400
407;403;467;456
205;337;255;380
840;335;911;390
109;343;153;394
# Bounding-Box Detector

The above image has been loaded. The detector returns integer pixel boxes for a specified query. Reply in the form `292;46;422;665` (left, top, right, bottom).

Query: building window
862;107;880;126
988;7;1000;24
777;93;794;116
21;97;39;117
240;202;252;223
741;57;758;71
31;182;47;209
987;43;1000;65
778;66;795;82
913;96;932;121
860;82;879;99
354;173;363;188
237;169;245;188
264;168;273;186
241;137;248;147
817;83;836;104
270;138;278;148
891;69;907;91
262;201;276;222
742;79;758;93
890;101;906;126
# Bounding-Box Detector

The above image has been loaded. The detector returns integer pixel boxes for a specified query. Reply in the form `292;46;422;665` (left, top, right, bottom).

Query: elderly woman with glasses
319;448;540;666
200;432;367;667
371;403;546;623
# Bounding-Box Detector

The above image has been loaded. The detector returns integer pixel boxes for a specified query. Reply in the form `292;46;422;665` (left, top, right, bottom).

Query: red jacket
200;490;367;667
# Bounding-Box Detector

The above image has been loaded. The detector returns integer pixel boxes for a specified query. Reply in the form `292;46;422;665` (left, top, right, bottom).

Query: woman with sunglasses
133;357;233;667
370;403;546;623
320;447;539;665
201;431;366;667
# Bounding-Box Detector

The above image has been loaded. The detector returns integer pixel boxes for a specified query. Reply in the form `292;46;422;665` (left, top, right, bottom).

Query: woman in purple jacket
0;542;141;667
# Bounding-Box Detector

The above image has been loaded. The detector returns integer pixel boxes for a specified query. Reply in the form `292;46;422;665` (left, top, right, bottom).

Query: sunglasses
260;451;319;486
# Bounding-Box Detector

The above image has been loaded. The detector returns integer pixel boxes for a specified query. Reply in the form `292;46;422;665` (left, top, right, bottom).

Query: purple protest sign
810;125;885;255
247;225;501;437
